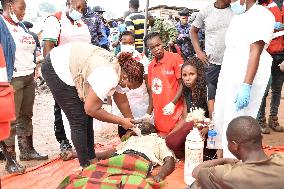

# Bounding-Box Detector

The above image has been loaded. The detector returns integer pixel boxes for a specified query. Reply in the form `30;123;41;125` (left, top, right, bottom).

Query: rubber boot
18;136;48;161
268;116;284;132
258;117;270;134
0;142;25;174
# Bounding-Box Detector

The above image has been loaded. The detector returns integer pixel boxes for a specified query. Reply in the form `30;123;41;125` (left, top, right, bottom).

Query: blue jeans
259;54;284;118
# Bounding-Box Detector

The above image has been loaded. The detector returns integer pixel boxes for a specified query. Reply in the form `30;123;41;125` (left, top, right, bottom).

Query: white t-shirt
2;16;36;78
116;133;175;166
49;43;73;86
50;44;119;101
112;50;150;119
193;4;234;65
42;11;91;45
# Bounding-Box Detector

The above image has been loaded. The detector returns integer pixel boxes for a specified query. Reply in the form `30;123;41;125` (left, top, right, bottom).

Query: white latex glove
163;102;175;115
141;113;151;123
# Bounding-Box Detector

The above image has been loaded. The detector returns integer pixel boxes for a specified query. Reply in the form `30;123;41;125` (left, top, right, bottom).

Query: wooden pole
143;0;149;53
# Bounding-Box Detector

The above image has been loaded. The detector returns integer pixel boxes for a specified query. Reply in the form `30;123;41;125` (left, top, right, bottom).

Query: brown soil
0;85;283;177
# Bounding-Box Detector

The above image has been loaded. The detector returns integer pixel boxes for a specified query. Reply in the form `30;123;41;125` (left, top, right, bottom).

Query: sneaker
258;117;270;134
268;116;284;132
60;140;72;152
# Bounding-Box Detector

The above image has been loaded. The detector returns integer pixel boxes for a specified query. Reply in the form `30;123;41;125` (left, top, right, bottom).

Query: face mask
231;0;246;14
68;7;83;21
9;5;20;24
116;85;130;93
120;44;135;53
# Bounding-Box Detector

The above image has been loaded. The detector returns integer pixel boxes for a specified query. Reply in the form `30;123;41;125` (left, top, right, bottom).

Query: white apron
213;5;275;157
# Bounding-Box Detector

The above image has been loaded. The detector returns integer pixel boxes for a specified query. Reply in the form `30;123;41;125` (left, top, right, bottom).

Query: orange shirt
148;51;184;134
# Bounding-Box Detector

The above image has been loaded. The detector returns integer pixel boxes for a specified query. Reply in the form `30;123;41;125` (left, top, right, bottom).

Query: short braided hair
143;32;160;47
117;52;144;85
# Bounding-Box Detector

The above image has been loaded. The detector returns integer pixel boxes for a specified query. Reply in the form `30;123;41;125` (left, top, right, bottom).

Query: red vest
263;0;284;54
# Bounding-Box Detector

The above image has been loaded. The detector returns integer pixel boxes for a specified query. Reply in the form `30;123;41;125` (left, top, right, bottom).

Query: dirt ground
0;86;283;177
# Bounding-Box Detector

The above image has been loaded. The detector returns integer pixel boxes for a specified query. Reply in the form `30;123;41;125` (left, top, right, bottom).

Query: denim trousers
259;54;284;118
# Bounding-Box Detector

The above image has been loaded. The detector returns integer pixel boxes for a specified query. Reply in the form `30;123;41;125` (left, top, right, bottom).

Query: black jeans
42;55;95;167
259;54;284;118
54;100;68;144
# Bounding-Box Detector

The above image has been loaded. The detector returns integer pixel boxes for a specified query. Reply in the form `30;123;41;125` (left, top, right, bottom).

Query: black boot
268;116;284;132
0;142;25;174
18;136;48;161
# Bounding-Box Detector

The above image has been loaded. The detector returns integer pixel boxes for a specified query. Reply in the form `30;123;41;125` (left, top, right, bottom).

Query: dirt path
0;88;283;177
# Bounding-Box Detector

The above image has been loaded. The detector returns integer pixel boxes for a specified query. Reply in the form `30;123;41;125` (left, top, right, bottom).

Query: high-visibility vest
263;0;284;54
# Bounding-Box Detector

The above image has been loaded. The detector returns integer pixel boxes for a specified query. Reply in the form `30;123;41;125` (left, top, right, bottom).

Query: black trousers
54;100;68;144
42;55;95;167
205;63;221;100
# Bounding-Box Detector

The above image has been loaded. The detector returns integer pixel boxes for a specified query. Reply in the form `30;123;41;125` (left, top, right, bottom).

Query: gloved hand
274;22;284;30
141;113;151;123
163;102;175;115
234;83;252;111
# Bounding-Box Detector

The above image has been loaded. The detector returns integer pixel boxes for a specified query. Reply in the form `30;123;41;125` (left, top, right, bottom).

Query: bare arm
190;26;208;64
95;148;117;160
152;156;175;182
145;74;153;114
172;79;183;105
243;40;265;84
43;41;56;58
113;91;134;119
84;88;134;129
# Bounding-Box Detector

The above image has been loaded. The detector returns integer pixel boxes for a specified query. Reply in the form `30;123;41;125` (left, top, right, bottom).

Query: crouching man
191;116;284;189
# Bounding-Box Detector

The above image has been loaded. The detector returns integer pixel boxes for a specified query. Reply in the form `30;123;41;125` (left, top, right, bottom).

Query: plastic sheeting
1;139;284;189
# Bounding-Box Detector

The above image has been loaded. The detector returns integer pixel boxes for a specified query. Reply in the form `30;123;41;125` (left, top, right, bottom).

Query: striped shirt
125;12;145;53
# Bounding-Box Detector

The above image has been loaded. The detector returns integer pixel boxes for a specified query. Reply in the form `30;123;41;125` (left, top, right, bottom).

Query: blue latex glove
234;83;252;111
274;22;284;30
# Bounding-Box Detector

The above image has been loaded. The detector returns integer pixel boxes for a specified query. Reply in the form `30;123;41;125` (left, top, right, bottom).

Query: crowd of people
0;0;284;188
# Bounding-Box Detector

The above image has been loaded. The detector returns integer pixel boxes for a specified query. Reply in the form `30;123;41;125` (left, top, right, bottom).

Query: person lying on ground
58;123;176;189
191;116;284;189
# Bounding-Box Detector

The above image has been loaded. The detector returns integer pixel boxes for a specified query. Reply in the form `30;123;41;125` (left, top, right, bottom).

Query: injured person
58;123;176;189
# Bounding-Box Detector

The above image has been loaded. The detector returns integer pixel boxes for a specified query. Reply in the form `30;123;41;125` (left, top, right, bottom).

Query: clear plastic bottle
207;129;217;149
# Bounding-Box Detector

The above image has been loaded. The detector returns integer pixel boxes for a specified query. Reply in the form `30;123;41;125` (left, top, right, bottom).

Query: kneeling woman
166;58;215;159
42;42;144;167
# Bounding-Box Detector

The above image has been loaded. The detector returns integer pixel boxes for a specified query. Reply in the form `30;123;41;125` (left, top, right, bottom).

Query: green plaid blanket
58;153;164;189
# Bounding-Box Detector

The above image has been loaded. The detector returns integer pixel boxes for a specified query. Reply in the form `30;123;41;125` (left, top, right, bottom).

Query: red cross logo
152;78;163;95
